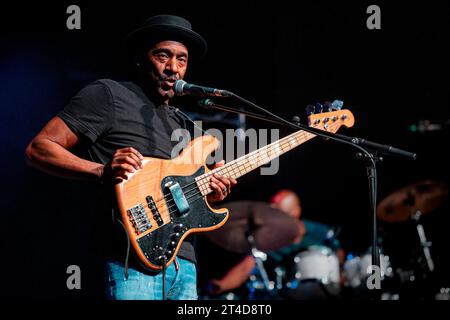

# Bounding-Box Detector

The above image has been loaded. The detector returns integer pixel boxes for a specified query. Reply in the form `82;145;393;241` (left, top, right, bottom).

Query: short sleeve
58;80;114;143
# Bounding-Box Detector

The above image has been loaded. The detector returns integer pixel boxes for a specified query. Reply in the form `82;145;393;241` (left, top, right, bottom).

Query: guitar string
155;121;342;219
155;131;314;217
151;123;337;220
150;123;327;209
134;120;344;233
146;133;303;210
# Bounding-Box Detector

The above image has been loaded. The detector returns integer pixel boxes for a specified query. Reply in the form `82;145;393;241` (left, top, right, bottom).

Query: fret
230;166;238;180
221;165;231;177
236;161;244;176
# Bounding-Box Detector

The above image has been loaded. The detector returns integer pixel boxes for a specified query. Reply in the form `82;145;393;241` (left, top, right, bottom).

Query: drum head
293;245;340;285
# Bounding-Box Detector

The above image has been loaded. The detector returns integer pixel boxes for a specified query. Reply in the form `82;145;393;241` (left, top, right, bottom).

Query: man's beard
154;73;178;99
156;86;175;99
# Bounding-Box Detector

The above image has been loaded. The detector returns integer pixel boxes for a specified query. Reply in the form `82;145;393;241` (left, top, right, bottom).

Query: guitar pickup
165;181;190;215
146;196;164;226
127;204;152;235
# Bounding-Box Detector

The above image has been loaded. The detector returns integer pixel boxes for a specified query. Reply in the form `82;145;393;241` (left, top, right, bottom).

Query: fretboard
195;128;318;196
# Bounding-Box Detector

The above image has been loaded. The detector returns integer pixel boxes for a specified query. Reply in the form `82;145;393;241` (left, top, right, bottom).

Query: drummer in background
267;189;345;264
207;189;345;296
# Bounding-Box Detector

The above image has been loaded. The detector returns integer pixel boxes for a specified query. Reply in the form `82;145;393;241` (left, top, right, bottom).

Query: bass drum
283;245;341;299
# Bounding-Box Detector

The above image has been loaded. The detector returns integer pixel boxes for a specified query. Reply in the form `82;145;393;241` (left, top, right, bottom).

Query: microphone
409;119;450;133
173;80;233;97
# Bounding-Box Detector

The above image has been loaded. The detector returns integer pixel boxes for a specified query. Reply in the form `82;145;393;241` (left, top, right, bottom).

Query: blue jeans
105;258;198;300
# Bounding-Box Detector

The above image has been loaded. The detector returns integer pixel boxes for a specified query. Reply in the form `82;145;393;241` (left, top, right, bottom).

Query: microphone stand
199;96;417;298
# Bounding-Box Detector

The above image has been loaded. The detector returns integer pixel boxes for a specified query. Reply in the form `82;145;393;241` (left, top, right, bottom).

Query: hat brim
125;24;207;60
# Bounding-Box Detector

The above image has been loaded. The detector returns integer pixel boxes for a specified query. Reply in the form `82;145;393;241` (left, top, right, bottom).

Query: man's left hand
207;160;237;203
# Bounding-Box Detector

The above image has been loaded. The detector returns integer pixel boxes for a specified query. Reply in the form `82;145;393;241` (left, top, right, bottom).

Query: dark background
1;1;449;300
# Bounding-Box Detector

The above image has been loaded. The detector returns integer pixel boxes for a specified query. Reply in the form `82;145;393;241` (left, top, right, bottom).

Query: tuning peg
331;100;344;110
305;104;315;115
323;101;332;112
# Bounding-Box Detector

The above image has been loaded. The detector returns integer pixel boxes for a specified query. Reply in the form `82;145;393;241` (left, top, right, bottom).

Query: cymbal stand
247;232;274;294
412;211;435;273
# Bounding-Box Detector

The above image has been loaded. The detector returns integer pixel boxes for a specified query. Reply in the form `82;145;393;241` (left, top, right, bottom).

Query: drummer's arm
293;220;306;244
336;248;346;264
329;238;345;264
210;255;256;295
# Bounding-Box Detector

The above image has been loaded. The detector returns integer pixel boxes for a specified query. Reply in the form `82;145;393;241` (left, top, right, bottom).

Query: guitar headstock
308;109;355;133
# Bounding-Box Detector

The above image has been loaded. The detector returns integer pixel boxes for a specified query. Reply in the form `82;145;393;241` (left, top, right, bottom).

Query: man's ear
133;47;151;70
133;54;145;69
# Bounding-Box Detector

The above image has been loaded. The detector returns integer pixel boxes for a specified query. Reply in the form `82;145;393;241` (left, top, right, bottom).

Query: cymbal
377;180;448;223
206;201;301;254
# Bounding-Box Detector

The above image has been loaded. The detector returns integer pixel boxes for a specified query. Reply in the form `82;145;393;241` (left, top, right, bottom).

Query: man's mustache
157;74;178;82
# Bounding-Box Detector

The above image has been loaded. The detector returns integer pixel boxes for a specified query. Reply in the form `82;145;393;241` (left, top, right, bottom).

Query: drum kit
203;180;448;300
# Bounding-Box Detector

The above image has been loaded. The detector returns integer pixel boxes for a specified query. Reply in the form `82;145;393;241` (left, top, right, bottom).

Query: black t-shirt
58;79;196;266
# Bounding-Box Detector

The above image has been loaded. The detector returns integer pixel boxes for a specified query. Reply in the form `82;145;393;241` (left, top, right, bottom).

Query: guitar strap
116;218;131;280
169;106;210;136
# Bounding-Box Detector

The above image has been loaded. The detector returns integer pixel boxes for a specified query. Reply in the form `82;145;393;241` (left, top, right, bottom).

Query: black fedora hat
125;14;207;59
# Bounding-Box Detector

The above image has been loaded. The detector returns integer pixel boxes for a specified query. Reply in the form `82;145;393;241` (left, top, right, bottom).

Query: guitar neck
195;129;317;196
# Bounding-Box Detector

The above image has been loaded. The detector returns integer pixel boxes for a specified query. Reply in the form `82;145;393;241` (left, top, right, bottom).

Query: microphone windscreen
174;80;187;96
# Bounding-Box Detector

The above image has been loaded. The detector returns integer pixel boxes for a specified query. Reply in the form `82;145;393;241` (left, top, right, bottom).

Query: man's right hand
102;147;144;182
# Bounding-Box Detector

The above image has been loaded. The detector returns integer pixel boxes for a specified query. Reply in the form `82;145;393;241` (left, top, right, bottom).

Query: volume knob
174;224;184;232
171;232;181;239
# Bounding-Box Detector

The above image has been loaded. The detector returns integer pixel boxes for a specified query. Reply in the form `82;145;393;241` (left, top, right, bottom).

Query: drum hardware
381;292;400;300
411;211;434;272
248;230;274;293
435;288;450;300
200;180;448;300
377;180;448;290
274;267;285;291
359;250;393;279
205;201;301;299
396;268;416;283
343;248;393;289
245;209;279;297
